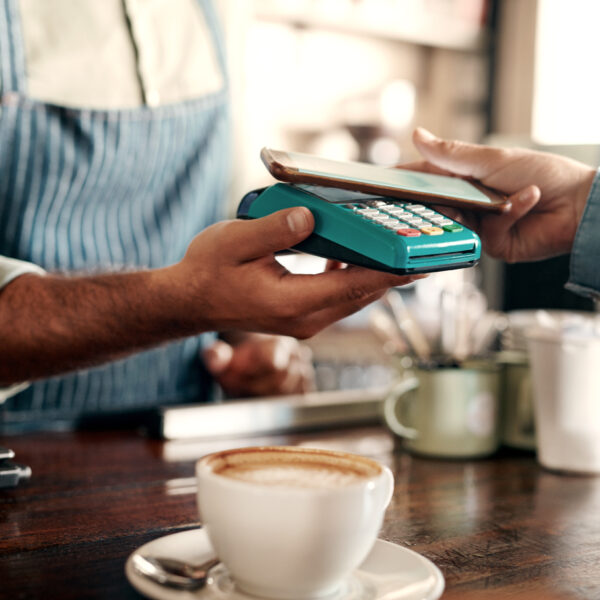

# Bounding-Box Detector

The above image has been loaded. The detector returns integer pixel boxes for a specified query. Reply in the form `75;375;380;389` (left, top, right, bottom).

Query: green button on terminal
443;223;463;232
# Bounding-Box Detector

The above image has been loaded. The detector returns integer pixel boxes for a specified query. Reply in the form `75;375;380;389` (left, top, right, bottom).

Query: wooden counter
1;426;597;599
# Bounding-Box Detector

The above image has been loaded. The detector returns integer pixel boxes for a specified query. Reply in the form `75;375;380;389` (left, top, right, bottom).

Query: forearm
0;267;201;385
0;208;420;387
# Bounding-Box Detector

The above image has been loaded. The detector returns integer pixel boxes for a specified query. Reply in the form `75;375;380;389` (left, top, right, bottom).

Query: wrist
151;263;212;335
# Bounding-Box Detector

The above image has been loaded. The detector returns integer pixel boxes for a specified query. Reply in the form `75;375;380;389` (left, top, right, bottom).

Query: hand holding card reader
237;183;481;275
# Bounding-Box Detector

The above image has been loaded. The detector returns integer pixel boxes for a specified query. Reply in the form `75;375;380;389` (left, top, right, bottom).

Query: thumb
482;185;541;235
412;127;501;181
203;340;234;375
227;207;315;262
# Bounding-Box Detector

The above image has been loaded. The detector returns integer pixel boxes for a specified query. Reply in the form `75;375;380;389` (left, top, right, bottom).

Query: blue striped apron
0;0;230;433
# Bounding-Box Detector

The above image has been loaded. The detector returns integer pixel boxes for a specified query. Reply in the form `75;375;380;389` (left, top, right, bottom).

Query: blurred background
219;0;599;311
214;0;599;390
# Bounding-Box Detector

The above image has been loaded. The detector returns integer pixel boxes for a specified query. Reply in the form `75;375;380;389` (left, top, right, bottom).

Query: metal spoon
132;553;220;590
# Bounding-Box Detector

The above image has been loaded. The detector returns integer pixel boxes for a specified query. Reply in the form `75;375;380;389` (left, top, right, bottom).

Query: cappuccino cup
196;446;394;600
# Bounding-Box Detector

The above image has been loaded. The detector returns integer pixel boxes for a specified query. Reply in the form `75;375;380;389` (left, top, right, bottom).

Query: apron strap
196;0;229;90
0;0;27;96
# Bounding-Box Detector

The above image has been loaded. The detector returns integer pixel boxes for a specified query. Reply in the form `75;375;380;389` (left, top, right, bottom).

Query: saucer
125;529;444;600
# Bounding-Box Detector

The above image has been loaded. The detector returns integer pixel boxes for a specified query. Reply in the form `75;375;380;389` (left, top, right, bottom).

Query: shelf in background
253;0;488;52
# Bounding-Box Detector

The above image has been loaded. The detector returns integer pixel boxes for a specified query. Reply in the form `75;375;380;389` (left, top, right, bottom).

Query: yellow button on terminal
420;226;444;235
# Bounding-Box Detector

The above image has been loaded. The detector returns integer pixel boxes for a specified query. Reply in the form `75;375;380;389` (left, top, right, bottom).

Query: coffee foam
219;463;367;488
208;448;381;489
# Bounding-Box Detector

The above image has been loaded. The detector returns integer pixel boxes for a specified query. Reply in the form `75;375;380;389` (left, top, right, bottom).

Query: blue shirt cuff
566;168;600;300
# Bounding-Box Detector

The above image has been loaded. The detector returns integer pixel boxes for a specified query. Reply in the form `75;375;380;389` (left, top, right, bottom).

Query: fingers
412;127;509;180
325;260;346;271
471;185;542;261
207;336;316;397
506;185;542;219
235;348;315;396
185;210;426;339
222;208;315;262
203;340;234;375
233;336;296;376
479;185;541;236
280;282;421;339
276;268;425;322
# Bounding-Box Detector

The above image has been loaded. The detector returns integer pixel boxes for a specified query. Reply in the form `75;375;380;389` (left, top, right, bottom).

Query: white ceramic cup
196;446;394;600
527;328;600;474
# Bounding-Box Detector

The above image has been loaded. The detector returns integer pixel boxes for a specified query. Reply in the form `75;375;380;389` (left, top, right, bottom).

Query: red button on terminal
396;228;421;237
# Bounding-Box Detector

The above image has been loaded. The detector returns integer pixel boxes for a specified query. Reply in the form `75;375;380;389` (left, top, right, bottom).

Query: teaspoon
132;554;220;590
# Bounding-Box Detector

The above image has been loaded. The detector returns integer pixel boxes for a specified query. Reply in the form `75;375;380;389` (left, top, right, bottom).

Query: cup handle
380;465;395;511
383;377;420;440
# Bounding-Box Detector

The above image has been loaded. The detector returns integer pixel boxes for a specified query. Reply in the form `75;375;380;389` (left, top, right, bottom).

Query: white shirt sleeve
0;256;46;404
0;255;46;287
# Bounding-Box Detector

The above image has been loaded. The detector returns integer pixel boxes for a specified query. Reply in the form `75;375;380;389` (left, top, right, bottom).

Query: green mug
383;362;501;459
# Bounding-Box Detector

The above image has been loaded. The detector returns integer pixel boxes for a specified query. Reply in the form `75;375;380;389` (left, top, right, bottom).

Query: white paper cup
196;446;394;600
527;328;600;474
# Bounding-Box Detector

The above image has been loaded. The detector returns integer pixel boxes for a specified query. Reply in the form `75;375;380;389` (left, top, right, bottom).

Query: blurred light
308;128;360;161
339;365;366;389
341;94;380;126
165;477;197;496
379;79;416;131
368;137;401;165
319;0;353;20
276;254;327;274
533;0;600;143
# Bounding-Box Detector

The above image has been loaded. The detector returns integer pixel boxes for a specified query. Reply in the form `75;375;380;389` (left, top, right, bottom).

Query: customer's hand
203;334;315;397
409;127;597;262
168;207;423;339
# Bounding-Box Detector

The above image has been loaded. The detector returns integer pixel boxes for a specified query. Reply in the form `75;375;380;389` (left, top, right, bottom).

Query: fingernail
415;127;437;142
517;187;536;203
203;341;233;374
287;208;311;233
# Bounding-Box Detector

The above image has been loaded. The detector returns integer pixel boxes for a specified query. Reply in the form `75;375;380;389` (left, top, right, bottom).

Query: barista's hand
203;334;315;397
409;127;597;262
169;207;423;339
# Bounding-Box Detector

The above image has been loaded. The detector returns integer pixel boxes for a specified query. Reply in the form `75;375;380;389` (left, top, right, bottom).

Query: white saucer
125;529;444;600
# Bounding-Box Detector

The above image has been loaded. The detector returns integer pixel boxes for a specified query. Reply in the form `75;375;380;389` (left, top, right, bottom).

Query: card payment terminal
237;183;481;275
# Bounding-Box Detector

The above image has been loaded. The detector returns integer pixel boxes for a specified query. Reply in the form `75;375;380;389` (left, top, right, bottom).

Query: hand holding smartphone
261;148;511;214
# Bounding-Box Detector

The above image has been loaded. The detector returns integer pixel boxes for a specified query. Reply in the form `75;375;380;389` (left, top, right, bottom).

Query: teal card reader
237;183;481;275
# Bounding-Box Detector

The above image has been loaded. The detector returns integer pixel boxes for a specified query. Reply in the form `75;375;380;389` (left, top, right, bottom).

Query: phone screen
262;148;510;212
290;152;490;203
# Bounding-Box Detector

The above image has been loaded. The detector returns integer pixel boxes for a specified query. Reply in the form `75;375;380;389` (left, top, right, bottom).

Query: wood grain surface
1;426;597;599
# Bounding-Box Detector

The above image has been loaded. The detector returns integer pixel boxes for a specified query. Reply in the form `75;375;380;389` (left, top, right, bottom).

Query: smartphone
261;148;511;214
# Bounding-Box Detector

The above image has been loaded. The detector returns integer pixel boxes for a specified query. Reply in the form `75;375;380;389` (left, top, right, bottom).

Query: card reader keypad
238;184;481;275
346;200;461;237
